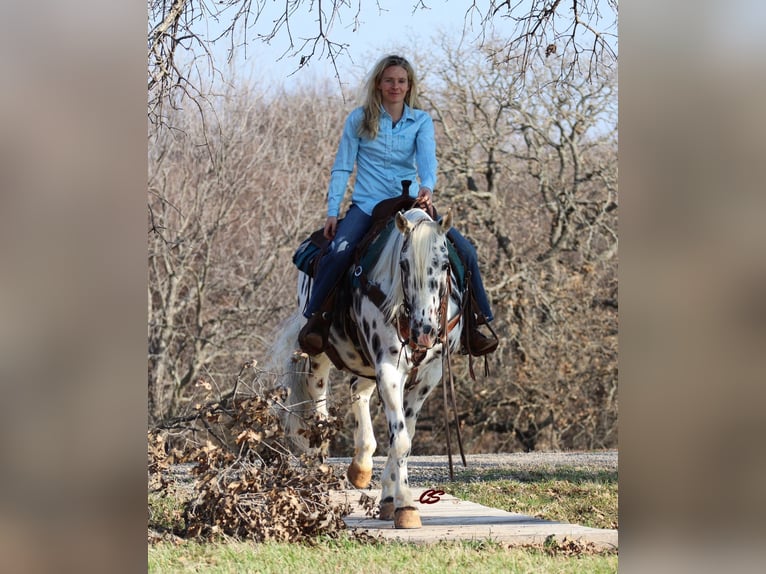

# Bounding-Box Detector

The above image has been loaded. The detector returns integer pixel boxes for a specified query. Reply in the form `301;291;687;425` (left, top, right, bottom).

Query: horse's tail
264;310;315;453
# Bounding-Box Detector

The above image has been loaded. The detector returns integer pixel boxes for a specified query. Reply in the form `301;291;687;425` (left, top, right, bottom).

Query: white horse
271;207;463;529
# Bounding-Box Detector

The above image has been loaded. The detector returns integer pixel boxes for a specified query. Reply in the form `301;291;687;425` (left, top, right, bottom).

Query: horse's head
394;209;454;350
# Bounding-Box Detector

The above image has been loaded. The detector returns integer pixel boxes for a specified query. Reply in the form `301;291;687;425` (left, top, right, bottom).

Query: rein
439;267;467;480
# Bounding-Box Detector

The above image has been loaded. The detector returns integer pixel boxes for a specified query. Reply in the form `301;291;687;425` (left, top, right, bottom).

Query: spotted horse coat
272;207;464;529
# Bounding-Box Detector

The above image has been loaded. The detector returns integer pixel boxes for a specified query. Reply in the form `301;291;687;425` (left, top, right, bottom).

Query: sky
203;1;511;90
185;0;621;107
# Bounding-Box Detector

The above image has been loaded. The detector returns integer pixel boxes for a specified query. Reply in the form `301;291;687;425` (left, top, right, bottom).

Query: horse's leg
305;354;331;416
346;376;376;489
377;359;443;521
304;353;332;456
282;348;332;456
376;362;421;529
401;359;442;440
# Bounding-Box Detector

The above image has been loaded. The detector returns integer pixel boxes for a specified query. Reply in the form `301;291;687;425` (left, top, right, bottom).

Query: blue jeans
304;205;372;317
304;205;494;323
447;227;494;322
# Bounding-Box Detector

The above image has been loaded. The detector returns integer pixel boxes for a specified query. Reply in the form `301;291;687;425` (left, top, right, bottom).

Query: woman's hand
416;187;433;209
324;216;338;240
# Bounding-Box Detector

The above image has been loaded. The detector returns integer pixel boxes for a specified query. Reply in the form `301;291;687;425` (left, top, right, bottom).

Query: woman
299;54;496;356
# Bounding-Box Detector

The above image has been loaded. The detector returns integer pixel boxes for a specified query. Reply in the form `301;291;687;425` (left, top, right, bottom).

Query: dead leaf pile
148;390;350;542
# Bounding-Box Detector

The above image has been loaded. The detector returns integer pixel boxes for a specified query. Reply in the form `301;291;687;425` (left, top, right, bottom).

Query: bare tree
147;1;617;124
414;40;618;452
465;0;618;82
148;84;348;423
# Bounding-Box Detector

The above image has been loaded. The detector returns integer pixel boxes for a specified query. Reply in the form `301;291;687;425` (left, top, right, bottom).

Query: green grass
439;467;618;530
149;535;618;573
149;465;618;572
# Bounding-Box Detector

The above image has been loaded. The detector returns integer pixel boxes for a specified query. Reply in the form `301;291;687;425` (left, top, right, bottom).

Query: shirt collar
380;103;414;122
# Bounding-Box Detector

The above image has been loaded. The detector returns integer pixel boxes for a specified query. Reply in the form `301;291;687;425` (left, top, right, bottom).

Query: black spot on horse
405;407;413;418
372;333;381;355
363;319;370;339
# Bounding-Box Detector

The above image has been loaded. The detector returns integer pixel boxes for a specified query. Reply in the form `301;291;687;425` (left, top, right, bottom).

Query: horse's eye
441;261;450;271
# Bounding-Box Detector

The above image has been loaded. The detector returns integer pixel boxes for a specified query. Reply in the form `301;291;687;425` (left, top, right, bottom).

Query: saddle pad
292;236;322;277
352;219;466;291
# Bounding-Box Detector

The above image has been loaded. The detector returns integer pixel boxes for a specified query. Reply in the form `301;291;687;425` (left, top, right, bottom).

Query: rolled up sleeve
415;114;438;192
327;111;361;217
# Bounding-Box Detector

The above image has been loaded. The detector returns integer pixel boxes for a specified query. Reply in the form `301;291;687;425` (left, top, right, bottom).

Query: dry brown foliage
148;389;349;542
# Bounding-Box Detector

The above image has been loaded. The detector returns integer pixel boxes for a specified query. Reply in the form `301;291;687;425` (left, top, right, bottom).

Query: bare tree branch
147;1;617;124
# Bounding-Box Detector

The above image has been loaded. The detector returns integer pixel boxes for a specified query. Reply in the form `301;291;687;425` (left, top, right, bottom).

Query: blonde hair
358;55;420;140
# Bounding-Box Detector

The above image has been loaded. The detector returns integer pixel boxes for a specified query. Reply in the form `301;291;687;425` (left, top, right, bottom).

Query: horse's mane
370;209;443;323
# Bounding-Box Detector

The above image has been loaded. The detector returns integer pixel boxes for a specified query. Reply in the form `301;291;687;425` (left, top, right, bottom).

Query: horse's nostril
422;324;432;335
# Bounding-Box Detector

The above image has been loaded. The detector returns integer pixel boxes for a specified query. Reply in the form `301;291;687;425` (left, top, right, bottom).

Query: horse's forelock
408;219;444;279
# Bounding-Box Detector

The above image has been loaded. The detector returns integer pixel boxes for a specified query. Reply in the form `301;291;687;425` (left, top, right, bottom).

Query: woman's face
377;65;410;107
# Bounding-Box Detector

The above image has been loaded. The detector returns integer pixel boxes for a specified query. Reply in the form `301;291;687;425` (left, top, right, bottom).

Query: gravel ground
162;451;617;490
327;450;618;486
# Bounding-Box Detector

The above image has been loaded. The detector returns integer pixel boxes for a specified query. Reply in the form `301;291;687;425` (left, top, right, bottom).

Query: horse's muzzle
415;332;437;349
409;322;440;350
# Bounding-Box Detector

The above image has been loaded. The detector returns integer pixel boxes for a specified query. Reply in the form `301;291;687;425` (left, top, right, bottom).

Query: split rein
392;228;466;480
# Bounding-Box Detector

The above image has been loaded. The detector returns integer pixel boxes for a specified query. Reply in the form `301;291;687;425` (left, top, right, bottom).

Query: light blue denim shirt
326;104;438;217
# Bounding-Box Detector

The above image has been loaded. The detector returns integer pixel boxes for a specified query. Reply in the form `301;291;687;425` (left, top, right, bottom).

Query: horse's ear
396;212;413;234
440;209;453;234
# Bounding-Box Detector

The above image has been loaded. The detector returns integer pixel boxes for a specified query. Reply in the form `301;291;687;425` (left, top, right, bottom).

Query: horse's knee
388;428;412;460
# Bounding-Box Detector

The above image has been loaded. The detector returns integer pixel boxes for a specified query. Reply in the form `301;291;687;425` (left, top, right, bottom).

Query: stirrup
466;327;498;356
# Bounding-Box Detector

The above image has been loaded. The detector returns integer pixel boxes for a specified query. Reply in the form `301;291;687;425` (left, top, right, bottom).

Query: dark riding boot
298;312;331;355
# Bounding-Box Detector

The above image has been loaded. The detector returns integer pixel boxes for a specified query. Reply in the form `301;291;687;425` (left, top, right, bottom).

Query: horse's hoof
347;461;372;489
378;498;395;521
394;506;422;529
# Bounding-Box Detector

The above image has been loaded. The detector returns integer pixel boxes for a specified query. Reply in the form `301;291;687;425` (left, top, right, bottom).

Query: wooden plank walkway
331;487;618;550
